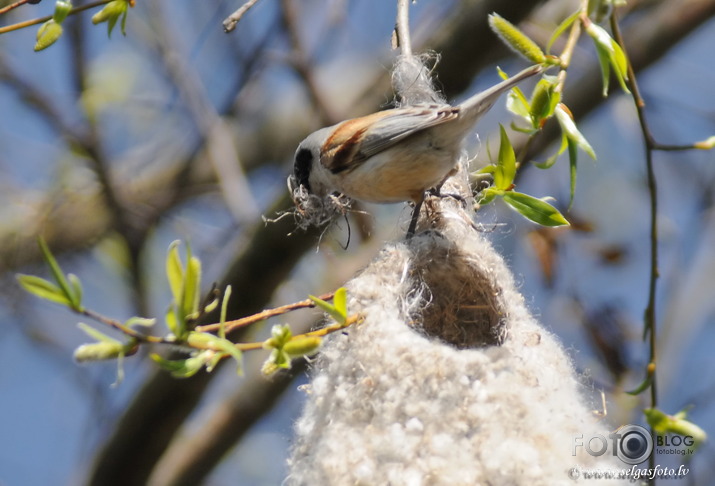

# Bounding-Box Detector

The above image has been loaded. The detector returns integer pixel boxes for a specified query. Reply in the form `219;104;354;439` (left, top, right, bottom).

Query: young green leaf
283;336;322;358
219;285;232;339
309;294;347;324
38;237;79;309
34;20;63;52
498;67;531;123
182;254;201;319
546;10;579;54
494;125;516;191
477;187;500;206
694;135;715;150
52;0;72;23
332;288;348;321
529;76;561;129
625;374;652;395
554;105;596;159
166;240;183;305
502;192;570;227
91;0;129;38
534;133;568;169
567;139;578;209
16;274;72;306
125;316;156;328
644;408;707;448
68;273;83;310
74;341;125;362
585;21;630;95
165;304;179;336
151;352;211;378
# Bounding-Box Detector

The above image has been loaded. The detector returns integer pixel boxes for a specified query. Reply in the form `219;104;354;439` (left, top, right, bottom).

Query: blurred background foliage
1;0;715;484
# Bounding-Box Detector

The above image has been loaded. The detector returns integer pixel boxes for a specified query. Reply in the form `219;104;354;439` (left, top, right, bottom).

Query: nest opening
409;235;505;348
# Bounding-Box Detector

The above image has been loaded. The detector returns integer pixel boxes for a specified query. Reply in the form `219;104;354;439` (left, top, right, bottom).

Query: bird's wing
324;105;458;174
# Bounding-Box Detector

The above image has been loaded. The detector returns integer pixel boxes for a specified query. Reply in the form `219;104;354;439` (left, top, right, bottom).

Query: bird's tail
458;64;543;123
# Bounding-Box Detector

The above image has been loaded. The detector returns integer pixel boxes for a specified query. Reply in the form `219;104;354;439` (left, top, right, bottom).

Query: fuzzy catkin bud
488;13;546;64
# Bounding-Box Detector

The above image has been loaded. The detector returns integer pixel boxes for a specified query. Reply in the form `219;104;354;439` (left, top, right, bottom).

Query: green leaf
529;77;561;129
332;288;348;321
586;21;630;95
34;19;63;52
694;135;715;150
77;322;120;343
625;374;652;395
594;44;611;96
91;0;128;38
182;254;201;319
554;105;596;159
309;294;347;324
67;273;83;311
498;68;530;118
502;192;570;227
165;304;179;336
125;316;156;328
151;352;210;378
16;274;72;306
219;285;232;339
166;240;183;306
120;8;128;36
644;408;707;447
52;0;73;23
284;336;322;358
534;133;568;169
494;125;516;191
568;138;578;209
546;10;579;54
188;331;243;365
38;237;78;309
477;187;500;206
107;14;119;37
74;341;125;362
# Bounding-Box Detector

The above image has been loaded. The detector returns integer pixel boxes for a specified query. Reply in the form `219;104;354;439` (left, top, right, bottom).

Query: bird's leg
428;184;467;207
406;194;425;238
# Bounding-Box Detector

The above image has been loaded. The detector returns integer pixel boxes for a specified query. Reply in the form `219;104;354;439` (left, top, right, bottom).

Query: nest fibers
286;55;627;485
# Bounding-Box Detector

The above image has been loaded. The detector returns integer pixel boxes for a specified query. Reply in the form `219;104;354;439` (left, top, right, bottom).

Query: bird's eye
294;147;313;192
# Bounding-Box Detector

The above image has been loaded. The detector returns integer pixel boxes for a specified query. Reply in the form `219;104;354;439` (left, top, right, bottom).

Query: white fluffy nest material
286;194;626;485
286;55;626;485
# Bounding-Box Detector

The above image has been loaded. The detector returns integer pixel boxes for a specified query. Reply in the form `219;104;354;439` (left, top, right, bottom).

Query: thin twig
610;12;660;483
196;292;335;333
81;308;165;343
234;313;363;351
0;0;35;16
554;2;587;95
0;0;111;35
395;0;412;56
223;0;261;33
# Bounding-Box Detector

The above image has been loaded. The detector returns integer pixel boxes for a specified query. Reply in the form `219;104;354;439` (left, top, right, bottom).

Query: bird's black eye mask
294;148;313;192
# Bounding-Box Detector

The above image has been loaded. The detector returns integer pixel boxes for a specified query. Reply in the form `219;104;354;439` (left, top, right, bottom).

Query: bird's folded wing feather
325;105;458;173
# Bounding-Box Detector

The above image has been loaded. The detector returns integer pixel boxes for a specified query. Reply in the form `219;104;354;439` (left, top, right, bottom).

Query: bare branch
395;0;413;56
222;0;262;33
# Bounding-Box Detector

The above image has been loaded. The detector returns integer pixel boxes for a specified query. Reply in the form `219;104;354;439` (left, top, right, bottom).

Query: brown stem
609;12;659;484
196;292;335;333
0;0;112;35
